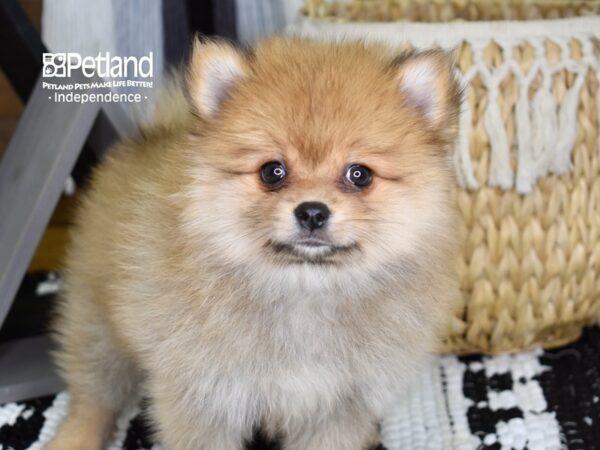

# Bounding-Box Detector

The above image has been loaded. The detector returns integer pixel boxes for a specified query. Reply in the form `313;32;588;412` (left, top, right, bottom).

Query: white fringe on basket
289;15;600;193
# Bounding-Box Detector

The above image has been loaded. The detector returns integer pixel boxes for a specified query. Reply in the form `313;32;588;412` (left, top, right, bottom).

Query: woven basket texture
301;0;600;354
303;0;600;22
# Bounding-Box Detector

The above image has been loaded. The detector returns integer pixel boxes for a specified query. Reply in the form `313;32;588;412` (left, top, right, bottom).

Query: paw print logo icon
42;53;67;77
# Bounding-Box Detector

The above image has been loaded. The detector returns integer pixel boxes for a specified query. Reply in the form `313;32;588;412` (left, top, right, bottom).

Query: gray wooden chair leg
0;72;134;403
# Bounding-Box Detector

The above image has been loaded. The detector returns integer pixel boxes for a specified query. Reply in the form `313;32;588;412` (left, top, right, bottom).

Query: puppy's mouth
265;238;359;264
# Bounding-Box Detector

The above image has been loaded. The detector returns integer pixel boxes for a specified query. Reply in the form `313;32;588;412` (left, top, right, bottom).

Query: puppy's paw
44;434;102;450
43;416;109;450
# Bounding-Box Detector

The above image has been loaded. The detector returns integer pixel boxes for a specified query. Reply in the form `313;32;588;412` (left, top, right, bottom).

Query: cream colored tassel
552;73;584;174
515;85;534;193
454;90;479;190
485;86;513;189
530;83;558;178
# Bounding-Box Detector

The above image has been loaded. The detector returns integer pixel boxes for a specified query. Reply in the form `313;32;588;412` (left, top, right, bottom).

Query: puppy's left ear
393;50;460;131
186;38;249;119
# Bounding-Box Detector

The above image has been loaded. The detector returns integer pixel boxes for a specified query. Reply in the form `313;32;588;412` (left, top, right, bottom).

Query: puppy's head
181;38;460;287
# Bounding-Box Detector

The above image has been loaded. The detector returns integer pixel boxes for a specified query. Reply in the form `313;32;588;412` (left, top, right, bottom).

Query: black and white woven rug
2;274;600;450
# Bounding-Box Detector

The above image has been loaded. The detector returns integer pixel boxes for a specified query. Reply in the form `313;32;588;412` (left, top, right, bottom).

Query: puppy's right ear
393;50;460;132
186;38;249;119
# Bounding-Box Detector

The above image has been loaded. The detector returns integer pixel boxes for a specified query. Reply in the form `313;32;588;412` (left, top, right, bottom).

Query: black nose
294;201;330;231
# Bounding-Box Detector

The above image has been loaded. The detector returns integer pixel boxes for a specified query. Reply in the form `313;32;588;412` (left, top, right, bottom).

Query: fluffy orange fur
46;37;461;450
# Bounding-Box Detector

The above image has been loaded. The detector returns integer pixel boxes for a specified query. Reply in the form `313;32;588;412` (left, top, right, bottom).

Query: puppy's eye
260;161;287;186
345;164;372;188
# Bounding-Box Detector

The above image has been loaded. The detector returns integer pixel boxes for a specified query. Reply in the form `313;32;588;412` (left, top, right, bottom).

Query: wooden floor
1;0;74;273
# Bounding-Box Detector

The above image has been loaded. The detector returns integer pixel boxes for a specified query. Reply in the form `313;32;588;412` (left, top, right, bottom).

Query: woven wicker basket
293;0;600;354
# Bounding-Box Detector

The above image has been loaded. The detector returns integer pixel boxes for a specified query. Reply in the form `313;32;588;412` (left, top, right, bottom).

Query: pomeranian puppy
46;37;461;450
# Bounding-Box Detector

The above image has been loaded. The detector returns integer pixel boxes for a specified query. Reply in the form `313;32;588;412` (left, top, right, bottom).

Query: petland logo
42;52;153;78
